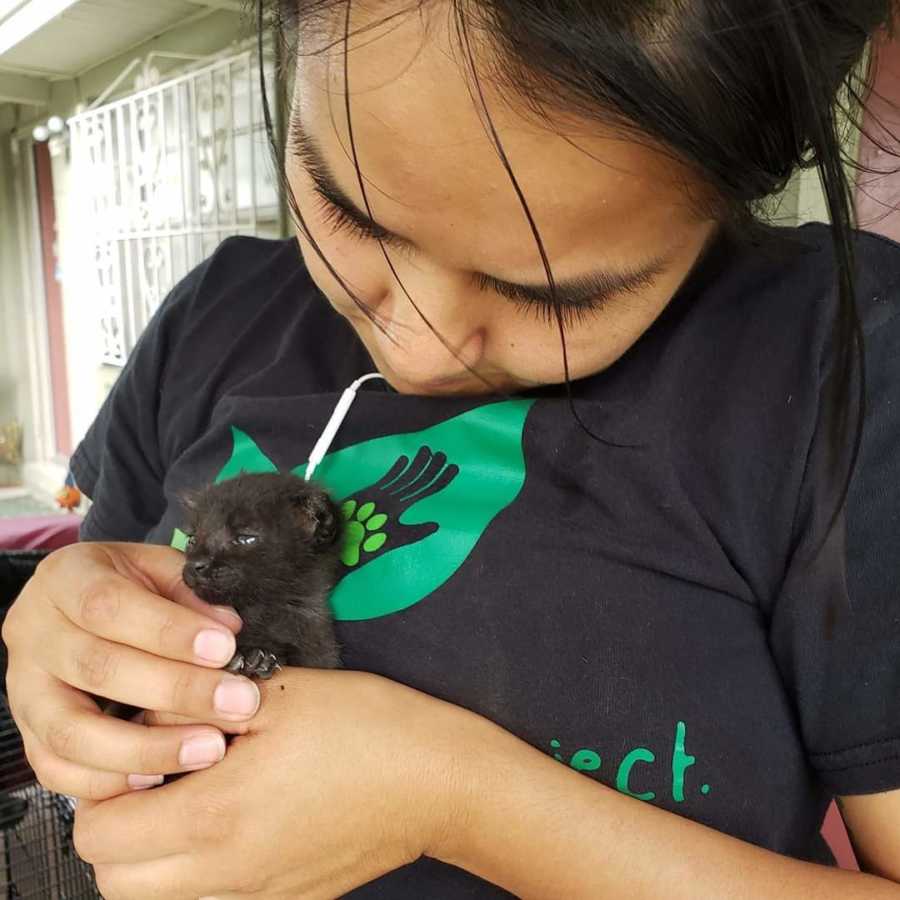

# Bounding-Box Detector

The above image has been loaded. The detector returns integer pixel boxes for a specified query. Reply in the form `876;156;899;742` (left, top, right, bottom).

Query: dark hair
257;0;896;603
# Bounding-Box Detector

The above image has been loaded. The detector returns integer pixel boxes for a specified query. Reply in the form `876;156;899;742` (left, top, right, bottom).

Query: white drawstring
304;373;386;482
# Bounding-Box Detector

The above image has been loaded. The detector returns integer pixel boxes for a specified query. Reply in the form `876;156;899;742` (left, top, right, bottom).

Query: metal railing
68;48;283;365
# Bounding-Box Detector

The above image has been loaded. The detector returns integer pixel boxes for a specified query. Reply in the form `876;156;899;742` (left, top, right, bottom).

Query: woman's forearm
436;718;898;899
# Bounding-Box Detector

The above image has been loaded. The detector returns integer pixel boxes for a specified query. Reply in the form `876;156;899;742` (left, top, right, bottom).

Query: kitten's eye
234;534;258;546
185;533;196;548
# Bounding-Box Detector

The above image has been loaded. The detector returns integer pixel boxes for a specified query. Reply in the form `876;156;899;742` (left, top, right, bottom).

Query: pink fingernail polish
214;676;260;718
128;773;164;790
194;629;234;664
211;605;243;627
179;733;226;767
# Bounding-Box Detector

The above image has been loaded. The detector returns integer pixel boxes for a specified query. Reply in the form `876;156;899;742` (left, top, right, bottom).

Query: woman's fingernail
214;675;260;718
194;629;235;664
179;733;226;767
211;605;243;628
128;773;164;790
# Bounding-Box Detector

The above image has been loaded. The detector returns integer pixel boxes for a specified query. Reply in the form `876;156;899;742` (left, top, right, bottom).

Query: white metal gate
68;48;283;365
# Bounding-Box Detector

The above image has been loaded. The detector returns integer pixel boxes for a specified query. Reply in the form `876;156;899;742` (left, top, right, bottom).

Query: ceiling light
0;2;28;21
0;0;81;57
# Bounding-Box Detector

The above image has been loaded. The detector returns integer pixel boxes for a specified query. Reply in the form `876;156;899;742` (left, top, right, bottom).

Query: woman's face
286;6;717;396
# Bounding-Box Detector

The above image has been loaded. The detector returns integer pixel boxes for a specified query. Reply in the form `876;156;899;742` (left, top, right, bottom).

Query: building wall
0;137;25;427
856;32;900;240
0;135;45;484
0;8;252;493
53;9;252;452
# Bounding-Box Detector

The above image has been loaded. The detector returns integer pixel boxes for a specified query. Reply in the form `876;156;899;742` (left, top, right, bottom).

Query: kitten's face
181;476;339;607
182;507;268;603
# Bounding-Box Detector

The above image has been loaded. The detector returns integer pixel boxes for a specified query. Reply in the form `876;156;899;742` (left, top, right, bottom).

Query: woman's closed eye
475;272;612;327
311;188;611;327
313;188;411;254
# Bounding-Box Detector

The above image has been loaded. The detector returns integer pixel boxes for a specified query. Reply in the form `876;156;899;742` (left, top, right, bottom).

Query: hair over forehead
268;0;887;211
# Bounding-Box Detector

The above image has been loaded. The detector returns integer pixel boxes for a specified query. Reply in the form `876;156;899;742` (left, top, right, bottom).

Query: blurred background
0;8;289;889
0;0;286;513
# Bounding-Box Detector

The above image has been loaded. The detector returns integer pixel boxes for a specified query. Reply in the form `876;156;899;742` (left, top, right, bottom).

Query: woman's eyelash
477;274;610;327
314;191;383;241
312;190;413;255
312;189;607;327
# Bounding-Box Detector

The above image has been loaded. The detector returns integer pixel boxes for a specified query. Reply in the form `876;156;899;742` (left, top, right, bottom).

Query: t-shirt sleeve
768;286;900;797
70;262;207;542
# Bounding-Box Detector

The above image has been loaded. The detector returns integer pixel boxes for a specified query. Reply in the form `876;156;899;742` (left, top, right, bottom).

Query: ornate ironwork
69;50;281;365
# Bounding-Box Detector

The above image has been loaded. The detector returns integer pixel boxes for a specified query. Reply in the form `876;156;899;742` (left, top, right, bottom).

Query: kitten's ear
292;489;340;547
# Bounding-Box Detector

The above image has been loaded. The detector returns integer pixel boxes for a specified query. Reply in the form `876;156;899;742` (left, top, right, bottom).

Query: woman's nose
379;285;486;361
377;319;485;386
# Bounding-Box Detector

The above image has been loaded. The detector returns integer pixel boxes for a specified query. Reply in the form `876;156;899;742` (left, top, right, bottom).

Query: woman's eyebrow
290;121;671;306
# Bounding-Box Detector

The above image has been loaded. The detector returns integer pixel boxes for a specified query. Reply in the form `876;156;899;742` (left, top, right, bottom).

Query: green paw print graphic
341;500;389;567
335;448;461;575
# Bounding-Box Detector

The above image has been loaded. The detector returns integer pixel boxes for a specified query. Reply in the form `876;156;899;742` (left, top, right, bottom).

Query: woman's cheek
295;226;389;317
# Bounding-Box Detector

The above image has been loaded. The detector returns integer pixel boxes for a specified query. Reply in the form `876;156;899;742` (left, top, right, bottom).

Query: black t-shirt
71;223;900;897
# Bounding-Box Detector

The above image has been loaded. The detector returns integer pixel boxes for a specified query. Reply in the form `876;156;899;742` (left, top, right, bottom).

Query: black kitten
181;472;343;674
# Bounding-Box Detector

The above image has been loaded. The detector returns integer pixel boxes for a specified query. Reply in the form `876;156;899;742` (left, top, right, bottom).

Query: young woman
4;1;900;897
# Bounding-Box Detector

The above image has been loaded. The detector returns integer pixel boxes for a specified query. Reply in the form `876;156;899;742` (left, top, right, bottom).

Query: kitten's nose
186;558;212;579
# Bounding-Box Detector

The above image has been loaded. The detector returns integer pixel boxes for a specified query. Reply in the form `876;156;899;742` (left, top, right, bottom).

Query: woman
4;1;900;896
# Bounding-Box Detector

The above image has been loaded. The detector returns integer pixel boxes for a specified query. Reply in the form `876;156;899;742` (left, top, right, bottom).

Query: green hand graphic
337;448;459;570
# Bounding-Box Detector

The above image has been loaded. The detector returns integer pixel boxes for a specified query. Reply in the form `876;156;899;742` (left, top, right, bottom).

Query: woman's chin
386;370;532;397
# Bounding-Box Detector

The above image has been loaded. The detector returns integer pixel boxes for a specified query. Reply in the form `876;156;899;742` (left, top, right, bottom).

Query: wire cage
0;695;100;899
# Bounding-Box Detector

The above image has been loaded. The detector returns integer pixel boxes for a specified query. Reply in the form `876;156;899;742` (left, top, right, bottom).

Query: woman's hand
73;667;479;900
2;542;262;800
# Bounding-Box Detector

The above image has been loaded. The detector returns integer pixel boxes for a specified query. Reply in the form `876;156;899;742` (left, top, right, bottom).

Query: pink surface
856;30;900;240
0;514;82;551
821;800;859;870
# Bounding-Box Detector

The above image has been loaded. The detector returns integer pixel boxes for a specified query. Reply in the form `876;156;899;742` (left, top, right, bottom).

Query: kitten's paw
224;648;282;679
224;652;246;675
243;648;282;680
